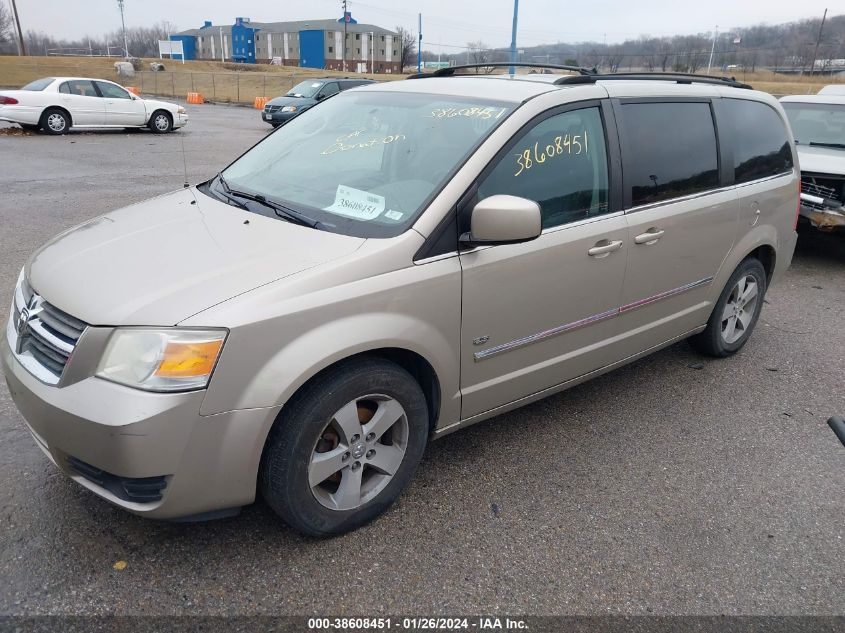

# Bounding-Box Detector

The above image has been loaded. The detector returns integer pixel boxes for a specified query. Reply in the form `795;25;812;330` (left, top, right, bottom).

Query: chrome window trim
473;276;714;362
733;170;794;190
625;185;735;215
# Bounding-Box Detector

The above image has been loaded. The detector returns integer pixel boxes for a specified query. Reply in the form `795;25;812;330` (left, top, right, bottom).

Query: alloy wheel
309;394;409;511
720;274;759;344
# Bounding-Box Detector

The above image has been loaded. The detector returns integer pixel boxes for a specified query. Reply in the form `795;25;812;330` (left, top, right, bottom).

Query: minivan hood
26;188;365;326
796;144;845;176
268;95;313;106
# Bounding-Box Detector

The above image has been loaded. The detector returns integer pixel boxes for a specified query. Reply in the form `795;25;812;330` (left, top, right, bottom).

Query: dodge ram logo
16;307;30;336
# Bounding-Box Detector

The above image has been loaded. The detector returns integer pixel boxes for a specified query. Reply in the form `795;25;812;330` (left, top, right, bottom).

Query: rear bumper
0;104;41;126
1;332;280;519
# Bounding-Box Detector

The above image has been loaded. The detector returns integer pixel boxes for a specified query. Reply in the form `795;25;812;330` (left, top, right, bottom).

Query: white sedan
0;76;188;134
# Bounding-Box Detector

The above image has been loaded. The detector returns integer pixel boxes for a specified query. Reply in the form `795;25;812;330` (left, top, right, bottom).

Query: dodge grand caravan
3;65;799;536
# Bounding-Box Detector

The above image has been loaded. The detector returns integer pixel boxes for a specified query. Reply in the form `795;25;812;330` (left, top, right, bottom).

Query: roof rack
554;72;752;90
406;62;596;79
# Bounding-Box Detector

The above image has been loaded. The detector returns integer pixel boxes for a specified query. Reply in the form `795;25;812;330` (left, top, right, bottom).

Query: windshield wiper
215;173;321;228
809;142;845;150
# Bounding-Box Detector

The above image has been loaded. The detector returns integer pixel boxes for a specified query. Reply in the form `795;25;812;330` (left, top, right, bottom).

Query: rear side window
620;102;719;207
723;99;793;184
61;80;98;97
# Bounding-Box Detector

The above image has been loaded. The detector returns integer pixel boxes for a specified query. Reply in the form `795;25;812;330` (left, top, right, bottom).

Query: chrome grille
8;278;87;385
264;105;281;113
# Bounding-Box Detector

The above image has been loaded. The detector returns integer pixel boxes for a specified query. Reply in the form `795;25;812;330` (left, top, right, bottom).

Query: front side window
620;101;719;207
782;101;845;149
477;107;610;229
724;99;793;183
320;82;340;98
218;92;514;238
95;81;131;99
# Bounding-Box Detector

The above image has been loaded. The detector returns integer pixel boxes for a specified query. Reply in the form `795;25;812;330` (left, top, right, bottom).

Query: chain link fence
135;71;308;104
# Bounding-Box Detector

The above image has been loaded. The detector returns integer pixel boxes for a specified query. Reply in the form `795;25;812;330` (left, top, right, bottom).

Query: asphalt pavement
0;103;843;616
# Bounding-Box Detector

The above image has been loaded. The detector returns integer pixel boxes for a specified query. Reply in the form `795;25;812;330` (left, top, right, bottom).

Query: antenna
179;129;189;188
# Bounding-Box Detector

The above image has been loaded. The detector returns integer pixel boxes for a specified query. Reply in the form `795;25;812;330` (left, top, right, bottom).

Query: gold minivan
3;67;799;535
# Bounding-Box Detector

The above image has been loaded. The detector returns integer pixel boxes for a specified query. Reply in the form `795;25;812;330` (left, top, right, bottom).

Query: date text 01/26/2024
307;617;529;630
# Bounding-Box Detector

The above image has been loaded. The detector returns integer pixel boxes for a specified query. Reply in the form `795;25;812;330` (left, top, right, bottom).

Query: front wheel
260;358;429;536
689;258;767;357
149;110;172;134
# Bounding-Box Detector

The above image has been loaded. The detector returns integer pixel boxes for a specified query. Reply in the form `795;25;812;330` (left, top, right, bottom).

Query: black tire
260;358;429;536
689;257;767;357
39;108;70;135
148;110;172;134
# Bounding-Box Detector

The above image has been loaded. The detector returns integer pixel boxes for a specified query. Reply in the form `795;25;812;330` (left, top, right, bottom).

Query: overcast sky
16;0;838;50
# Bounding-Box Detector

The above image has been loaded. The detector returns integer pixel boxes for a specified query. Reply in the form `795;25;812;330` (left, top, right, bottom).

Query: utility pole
10;0;26;56
342;0;348;73
808;8;828;76
117;0;129;58
219;27;225;62
707;25;718;74
509;0;519;74
417;13;422;73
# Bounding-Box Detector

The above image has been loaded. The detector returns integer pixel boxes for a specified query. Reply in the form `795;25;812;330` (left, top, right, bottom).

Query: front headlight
177;106;186;114
97;328;227;392
281;106;297;113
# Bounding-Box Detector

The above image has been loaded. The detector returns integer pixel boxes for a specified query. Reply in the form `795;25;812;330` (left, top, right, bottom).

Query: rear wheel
689;258;767;357
39;108;70;135
149;110;172;134
260;358;429;536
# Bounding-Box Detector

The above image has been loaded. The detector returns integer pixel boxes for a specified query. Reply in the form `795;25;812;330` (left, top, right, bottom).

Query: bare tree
467;41;494;73
0;3;11;40
395;25;416;71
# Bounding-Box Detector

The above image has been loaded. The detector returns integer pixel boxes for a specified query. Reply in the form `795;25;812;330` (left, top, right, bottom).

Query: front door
460;104;627;419
95;81;146;126
612;99;739;356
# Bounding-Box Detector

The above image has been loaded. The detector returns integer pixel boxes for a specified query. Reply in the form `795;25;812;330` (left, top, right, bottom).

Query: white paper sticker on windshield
311;83;322;87
385;210;404;221
325;185;385;220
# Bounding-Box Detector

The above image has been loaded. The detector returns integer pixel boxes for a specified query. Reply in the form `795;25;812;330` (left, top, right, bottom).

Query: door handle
588;239;623;258
634;228;665;245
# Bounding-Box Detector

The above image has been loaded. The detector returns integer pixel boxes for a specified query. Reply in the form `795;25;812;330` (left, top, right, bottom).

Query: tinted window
21;78;54;91
478;107;610;229
724;99;793;183
621;102;719;207
95;81;130;99
320;82;340;98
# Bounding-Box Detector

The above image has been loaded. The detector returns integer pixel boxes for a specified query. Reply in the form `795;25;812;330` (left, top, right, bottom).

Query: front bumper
1;332;280;519
261;110;297;126
173;112;189;129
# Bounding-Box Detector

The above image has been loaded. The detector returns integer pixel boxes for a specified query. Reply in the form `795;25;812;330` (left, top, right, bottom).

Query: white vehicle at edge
0;77;188;134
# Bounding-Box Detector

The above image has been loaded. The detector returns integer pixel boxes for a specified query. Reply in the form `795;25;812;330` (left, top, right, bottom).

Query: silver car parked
3;66;799;535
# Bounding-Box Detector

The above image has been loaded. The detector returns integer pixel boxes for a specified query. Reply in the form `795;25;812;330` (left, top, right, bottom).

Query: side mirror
460;195;542;247
315;92;325;100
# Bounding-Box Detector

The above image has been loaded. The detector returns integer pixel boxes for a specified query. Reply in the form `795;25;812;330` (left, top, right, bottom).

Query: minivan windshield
286;81;325;98
782;102;845;148
217;91;514;237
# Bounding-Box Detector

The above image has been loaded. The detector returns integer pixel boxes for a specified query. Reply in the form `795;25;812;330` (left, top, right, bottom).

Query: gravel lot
0;103;843;616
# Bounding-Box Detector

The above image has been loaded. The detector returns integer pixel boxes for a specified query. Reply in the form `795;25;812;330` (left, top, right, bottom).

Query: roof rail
554;72;752;90
406;62;596;79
